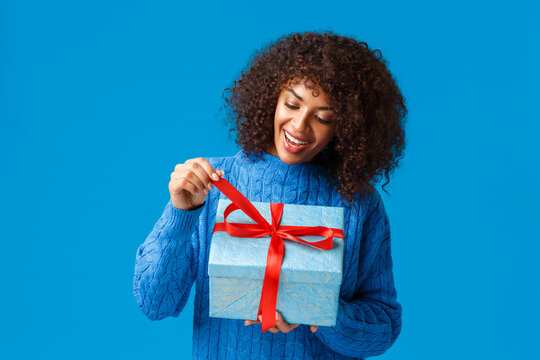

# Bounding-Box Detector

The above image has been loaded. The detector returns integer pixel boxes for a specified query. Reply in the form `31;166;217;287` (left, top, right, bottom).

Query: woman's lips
282;129;310;153
284;129;309;143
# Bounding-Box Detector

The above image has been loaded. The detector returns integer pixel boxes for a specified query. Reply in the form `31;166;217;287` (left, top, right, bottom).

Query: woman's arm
132;201;203;321
313;194;402;358
133;158;223;321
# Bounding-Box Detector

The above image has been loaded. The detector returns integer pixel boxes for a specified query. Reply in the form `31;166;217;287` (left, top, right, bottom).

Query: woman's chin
276;148;312;165
267;141;316;165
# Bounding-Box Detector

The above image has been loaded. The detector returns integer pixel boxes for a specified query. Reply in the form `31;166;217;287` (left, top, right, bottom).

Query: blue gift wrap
208;199;345;326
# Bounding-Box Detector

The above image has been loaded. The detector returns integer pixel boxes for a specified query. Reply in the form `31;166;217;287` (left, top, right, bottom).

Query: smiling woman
134;30;407;360
225;32;407;205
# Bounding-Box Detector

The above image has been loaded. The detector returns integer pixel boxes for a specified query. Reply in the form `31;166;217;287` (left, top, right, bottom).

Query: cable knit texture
133;151;401;359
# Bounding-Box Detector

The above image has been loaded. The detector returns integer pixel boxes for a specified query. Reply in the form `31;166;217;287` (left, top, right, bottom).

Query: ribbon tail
258;233;285;333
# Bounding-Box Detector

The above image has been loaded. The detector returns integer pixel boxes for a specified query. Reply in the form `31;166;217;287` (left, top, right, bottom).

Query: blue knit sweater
133;151;401;359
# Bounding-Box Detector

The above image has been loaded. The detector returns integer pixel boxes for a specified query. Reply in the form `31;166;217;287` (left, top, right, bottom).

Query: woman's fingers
254;314;281;333
244;313;300;334
185;157;222;188
181;161;212;191
171;169;207;195
169;173;200;196
169;157;224;210
275;312;299;334
244;319;261;326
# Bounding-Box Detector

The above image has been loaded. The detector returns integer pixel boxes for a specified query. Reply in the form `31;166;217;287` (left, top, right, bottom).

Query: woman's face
267;80;337;165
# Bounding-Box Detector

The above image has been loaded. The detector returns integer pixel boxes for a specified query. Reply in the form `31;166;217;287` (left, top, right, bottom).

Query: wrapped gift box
208;198;344;326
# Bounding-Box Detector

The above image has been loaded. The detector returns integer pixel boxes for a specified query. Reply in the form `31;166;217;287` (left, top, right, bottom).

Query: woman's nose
291;110;310;132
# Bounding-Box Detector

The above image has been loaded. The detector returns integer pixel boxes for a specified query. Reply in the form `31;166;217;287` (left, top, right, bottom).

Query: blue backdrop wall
1;0;539;359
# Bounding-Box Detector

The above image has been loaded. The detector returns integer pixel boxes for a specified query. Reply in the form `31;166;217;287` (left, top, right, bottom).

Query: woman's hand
169;157;223;211
244;312;318;334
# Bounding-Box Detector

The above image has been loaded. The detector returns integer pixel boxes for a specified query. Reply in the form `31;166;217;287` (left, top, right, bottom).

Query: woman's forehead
281;80;331;106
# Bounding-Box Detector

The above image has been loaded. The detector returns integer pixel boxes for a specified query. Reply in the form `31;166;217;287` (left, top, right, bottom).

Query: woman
133;31;407;359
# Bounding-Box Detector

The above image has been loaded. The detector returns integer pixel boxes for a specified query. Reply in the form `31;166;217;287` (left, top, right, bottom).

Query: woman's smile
283;129;311;152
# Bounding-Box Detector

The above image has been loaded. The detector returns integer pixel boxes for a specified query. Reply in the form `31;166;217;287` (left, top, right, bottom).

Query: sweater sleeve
133;200;203;321
313;194;402;358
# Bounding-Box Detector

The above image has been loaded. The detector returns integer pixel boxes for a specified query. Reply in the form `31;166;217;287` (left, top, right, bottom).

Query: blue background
1;0;538;359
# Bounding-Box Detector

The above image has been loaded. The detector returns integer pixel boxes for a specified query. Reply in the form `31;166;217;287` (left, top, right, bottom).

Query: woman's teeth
284;130;309;147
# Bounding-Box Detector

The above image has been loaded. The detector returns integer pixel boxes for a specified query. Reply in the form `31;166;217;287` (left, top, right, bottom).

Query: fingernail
204;189;208;195
207;183;213;190
258;315;262;322
212;173;219;181
275;313;279;321
219;170;224;176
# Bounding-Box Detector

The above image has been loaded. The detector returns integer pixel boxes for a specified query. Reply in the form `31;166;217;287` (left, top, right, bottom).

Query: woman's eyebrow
286;88;334;111
287;88;304;101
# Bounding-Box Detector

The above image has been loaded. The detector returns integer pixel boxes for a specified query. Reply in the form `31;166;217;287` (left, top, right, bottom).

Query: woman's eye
284;102;299;110
315;115;332;125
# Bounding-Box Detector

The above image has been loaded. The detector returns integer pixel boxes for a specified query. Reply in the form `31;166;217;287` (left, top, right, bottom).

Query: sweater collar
235;150;326;174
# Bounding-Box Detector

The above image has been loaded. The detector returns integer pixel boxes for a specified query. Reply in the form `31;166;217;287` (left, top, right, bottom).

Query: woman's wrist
171;199;205;211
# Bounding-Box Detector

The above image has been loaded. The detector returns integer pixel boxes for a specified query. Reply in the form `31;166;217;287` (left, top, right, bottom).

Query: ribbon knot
212;177;344;332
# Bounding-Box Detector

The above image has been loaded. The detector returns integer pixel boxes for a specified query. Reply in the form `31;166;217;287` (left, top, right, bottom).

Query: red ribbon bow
211;177;344;332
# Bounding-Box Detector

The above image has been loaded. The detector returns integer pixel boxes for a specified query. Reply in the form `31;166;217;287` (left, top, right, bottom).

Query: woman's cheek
275;107;287;121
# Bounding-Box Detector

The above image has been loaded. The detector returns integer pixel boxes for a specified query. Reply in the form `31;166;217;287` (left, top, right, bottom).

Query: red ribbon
211;177;344;332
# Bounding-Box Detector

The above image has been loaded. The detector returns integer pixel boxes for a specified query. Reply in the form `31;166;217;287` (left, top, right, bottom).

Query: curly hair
223;31;407;208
